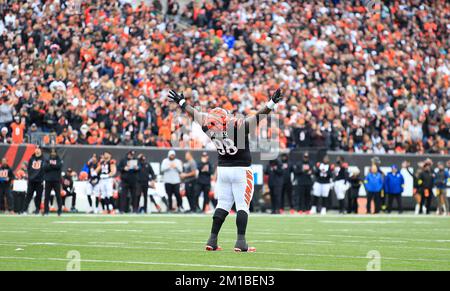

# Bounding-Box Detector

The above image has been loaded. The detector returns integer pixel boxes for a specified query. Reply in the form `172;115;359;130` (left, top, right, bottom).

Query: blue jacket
384;172;404;195
364;172;384;193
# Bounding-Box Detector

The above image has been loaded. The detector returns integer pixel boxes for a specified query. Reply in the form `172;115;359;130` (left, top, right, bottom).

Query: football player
311;155;333;215
97;151;117;214
168;88;283;252
84;154;101;214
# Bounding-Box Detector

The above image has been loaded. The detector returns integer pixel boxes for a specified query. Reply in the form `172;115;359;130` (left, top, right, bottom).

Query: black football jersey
88;162;99;184
202;117;252;167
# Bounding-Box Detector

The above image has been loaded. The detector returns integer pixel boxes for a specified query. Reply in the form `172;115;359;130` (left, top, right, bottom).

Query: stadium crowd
0;0;448;153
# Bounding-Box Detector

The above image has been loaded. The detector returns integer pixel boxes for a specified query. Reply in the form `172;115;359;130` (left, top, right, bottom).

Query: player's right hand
270;88;282;103
168;90;185;105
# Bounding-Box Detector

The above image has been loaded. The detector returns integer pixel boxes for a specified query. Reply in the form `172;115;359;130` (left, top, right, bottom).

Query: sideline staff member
43;148;63;216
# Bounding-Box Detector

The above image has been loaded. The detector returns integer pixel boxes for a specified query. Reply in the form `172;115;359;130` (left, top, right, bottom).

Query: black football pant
23;181;43;213
120;181;137;213
165;183;182;211
44;181;62;214
0;184;13;211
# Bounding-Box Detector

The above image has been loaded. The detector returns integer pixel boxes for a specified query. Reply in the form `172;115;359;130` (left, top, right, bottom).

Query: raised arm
168;90;207;125
245;89;283;127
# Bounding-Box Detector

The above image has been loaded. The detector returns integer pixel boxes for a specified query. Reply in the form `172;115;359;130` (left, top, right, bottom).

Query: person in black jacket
292;119;311;148
22;146;45;214
43;148;63;216
419;160;435;215
136;154;161;213
280;153;294;214
117;150;140;213
61;168;77;212
264;159;283;214
0;158;14;213
293;152;313;213
196;152;215;212
347;168;362;214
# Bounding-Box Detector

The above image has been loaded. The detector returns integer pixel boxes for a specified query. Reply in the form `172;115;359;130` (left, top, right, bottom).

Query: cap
202;151;208;156
168;150;176;157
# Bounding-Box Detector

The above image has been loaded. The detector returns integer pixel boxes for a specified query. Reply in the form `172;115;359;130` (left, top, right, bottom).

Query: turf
0;213;449;271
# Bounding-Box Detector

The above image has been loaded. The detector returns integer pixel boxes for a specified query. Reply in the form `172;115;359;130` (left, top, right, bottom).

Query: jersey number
213;138;238;156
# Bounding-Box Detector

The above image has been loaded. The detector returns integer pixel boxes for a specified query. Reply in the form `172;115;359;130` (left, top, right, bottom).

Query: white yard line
0;256;307;271
2;241;449;264
1;213;449;219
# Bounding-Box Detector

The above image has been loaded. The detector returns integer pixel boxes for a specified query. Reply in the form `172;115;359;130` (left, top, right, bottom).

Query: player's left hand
168;90;185;105
270;88;282;103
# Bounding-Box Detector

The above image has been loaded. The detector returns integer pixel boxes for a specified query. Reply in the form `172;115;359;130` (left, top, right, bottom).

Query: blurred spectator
22;146;44;214
43;148;63;216
434;161;449;216
364;164;383;214
384;165;404;214
0;0;446;153
118;150;139;213
196;151;214;212
61;167;77;212
181;151;198;213
418;160;435;215
264;158;283;214
293;152;313;214
0;127;10;143
279;153;294;214
347;167;362;214
137;153;161;213
0;157;14;213
161;150;183;212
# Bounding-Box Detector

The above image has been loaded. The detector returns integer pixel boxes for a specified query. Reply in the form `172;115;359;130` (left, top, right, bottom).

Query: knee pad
213;208;229;222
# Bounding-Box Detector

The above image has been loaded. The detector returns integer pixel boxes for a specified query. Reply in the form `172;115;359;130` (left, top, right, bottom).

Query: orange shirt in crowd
10;122;25;144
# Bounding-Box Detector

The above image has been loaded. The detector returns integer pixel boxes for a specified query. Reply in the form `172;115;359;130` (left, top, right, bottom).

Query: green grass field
0;213;449;271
